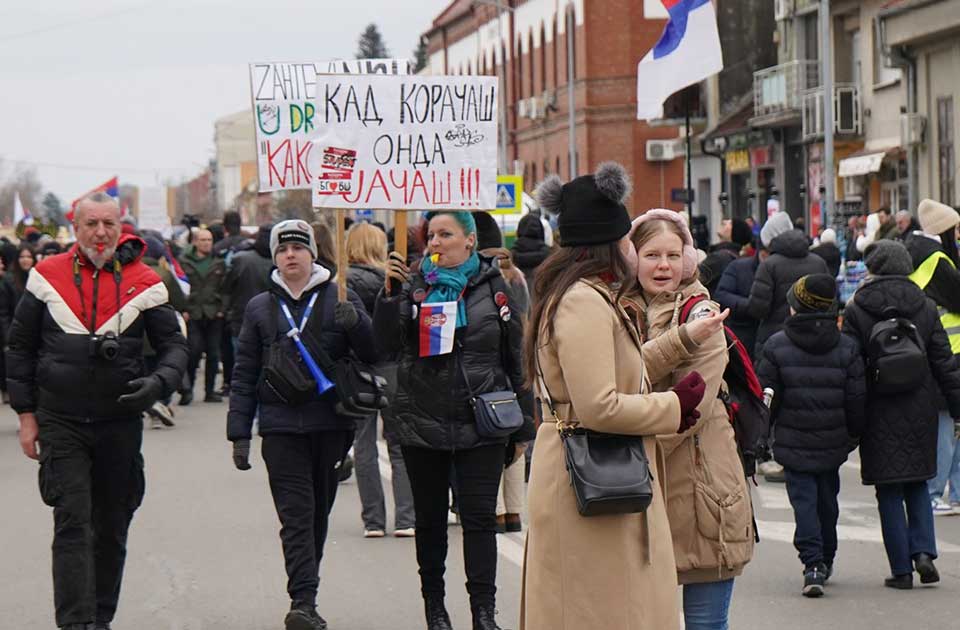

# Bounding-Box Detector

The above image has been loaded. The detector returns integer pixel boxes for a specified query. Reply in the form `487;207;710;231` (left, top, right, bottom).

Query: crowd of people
8;174;960;630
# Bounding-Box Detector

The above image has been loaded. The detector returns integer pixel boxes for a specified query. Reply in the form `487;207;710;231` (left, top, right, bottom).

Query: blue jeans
683;579;734;630
876;481;937;576
928;412;960;503
784;468;841;568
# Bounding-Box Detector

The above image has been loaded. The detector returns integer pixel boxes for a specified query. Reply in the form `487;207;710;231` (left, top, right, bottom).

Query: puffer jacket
713;254;760;359
373;255;535;450
810;242;841;279
222;231;273;335
510;214;551;302
347;263;385;315
227;264;376;441
746;229;829;355
6;235;188;421
638;280;754;585
841;276;960;485
756;312;865;473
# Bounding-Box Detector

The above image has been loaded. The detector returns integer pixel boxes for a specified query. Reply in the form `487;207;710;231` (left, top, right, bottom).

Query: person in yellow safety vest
906;199;960;516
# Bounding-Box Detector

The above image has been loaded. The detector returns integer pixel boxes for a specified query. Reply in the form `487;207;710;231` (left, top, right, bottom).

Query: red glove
672;371;706;428
678;409;701;434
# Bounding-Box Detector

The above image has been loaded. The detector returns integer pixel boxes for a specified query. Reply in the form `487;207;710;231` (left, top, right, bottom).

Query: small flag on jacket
637;0;724;120
418;301;458;358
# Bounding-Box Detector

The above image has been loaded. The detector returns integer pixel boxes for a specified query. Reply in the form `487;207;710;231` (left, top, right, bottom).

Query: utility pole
566;3;577;178
474;0;511;175
820;0;835;230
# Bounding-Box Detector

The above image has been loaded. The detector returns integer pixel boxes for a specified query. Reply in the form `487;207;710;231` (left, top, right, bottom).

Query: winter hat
820;228;837;245
630;209;699;280
787;274;837;314
143;236;166;261
918;199;960;236
731;218;753;247
864;239;914;276
270;219;318;260
516;212;545;242
535;161;632;247
472;211;503;250
760;211;794;248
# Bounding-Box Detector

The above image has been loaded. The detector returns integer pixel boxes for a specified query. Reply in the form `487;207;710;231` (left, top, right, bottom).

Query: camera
90;330;120;362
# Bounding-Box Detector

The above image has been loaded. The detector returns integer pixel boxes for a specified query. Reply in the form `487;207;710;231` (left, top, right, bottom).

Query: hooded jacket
373;255;535;451
6;234;188;421
510;214;552;302
638;280;754;585
841;276;960;484
756;313;865;473
713;255;760;359
227;264;377;440
222;229;274;334
745;229;829;355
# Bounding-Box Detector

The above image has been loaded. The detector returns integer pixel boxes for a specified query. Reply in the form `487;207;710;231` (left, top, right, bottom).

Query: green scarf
421;252;480;328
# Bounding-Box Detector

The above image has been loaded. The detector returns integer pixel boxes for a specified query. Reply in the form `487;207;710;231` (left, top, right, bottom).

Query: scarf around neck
421;252;480;328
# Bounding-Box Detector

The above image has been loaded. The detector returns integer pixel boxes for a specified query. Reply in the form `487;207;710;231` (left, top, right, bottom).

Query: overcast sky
0;0;451;203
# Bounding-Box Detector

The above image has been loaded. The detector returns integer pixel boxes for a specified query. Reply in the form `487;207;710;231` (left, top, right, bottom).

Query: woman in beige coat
631;210;755;630
521;165;707;630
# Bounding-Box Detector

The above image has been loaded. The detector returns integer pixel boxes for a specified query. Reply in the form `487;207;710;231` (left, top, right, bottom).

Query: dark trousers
220;322;235;388
36;414;144;627
876;481;937;576
784;467;840;568
261;430;354;605
187;317;223;395
401;444;504;610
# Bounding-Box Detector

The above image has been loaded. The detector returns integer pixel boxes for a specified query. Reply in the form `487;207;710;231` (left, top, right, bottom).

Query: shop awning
839;151;887;177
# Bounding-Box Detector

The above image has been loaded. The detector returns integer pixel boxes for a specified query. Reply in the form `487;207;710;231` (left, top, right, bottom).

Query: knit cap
918;199;959;236
535;162;632;247
472;211;503;250
787;274;837;314
864;239;914;276
270;220;318;260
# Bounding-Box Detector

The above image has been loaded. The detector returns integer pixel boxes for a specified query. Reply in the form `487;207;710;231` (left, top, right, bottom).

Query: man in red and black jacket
7;192;187;630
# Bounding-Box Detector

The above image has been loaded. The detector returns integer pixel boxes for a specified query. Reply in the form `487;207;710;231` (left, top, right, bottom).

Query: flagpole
685;95;693;220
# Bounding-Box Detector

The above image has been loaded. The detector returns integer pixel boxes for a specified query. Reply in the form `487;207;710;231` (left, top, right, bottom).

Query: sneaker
151;402;175;426
884;573;913;589
823;562;834;583
149;415;165;430
364;529;386;538
285;602;327;630
179;390;193;406
759;460;786;482
914;552;940;584
802;563;826;597
337;454;354;482
204;392;223;403
394;527;416;538
932;498;954;516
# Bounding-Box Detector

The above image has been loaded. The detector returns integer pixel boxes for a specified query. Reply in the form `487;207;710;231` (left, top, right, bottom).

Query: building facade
422;0;689;217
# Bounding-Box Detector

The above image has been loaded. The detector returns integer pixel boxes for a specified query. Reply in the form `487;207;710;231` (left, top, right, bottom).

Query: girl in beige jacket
631;210;755;630
521;166;707;630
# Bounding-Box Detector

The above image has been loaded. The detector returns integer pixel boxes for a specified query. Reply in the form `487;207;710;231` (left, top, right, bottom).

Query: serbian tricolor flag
637;0;724;120
67;177;120;221
165;245;191;297
418;301;458;358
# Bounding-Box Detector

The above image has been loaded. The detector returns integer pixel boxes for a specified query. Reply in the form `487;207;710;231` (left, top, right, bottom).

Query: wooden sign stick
336;208;348;302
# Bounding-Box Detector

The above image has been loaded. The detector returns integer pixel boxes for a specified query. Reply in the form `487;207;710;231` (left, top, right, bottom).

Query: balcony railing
801;84;863;140
752;61;820;124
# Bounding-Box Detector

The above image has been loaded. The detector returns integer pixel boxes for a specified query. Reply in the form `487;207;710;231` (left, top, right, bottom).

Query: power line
1;156;207;174
0;3;155;45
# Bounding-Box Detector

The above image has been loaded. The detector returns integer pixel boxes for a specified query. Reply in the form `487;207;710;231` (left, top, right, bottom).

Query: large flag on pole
637;0;724;120
13;191;33;226
68;176;119;221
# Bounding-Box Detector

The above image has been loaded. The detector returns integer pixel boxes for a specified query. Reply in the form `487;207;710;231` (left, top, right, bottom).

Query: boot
914;552;940;584
284;601;327;630
472;605;504;630
884;574;913;589
424;594;453;630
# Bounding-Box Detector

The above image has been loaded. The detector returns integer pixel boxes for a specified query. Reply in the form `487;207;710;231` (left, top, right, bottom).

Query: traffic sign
492;175;523;215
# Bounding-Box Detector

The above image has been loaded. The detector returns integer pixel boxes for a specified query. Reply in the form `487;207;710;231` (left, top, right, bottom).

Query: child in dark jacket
756;273;866;598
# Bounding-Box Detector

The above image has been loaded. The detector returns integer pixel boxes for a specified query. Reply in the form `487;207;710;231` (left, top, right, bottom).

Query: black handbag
458;343;524;439
262;336;318;406
536;356;654;517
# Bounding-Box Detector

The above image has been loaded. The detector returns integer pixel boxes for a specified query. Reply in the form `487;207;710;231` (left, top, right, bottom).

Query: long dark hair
522;242;636;389
939;228;960;267
11;243;36;293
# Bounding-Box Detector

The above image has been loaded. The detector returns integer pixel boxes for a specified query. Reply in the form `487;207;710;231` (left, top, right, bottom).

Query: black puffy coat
222;234;274;335
227;266;376;441
699;243;739;296
510;214;551;303
373;256;535;450
714;254;760;359
841;276;960;485
347;263;385;315
746;229;829;355
756;313;865;473
810;242;841;279
6;237;188;421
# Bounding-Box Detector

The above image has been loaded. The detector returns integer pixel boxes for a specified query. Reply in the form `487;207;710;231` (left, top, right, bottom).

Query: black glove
233;439;251;471
334;301;360;331
117;376;163;407
385;251;409;297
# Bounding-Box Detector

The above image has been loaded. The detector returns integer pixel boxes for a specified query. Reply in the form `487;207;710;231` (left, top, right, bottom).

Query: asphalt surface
3;395;960;630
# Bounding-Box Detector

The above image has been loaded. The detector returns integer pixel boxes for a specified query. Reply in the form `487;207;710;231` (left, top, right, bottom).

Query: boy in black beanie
756;274;866;598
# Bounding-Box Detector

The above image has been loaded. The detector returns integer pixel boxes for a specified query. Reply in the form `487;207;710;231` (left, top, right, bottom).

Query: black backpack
866;312;927;393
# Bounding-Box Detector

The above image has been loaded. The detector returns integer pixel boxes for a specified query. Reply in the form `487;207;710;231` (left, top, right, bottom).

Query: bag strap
274;282;338;374
679;294;707;324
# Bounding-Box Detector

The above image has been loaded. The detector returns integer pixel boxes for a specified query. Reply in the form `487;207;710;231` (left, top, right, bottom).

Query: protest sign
249;59;410;192
137;186;171;234
308;74;498;210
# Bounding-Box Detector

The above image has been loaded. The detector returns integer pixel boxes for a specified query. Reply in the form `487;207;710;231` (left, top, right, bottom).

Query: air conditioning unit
517;99;529;118
901;113;927;147
646;139;680;162
528;97;543;120
542;89;557;111
774;0;789;20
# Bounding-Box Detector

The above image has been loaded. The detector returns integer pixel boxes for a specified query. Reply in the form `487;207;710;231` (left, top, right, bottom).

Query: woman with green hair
374;210;535;630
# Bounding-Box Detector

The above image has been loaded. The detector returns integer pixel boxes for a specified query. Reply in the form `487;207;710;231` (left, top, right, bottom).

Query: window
801;11;819;63
528;30;535;99
552;16;559;88
540;23;547;93
938;96;956;205
516;36;524;98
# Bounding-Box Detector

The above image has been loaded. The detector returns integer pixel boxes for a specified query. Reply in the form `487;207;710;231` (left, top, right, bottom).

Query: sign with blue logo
355;208;374;221
493;175;523;215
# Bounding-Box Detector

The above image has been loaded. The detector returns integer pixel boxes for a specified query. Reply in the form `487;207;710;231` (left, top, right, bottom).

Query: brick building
422;0;688;216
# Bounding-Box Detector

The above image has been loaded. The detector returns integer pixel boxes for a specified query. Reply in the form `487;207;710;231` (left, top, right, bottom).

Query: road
2;396;959;630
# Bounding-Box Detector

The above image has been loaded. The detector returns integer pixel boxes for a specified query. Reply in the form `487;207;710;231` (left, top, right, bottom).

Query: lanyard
279;291;318;339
